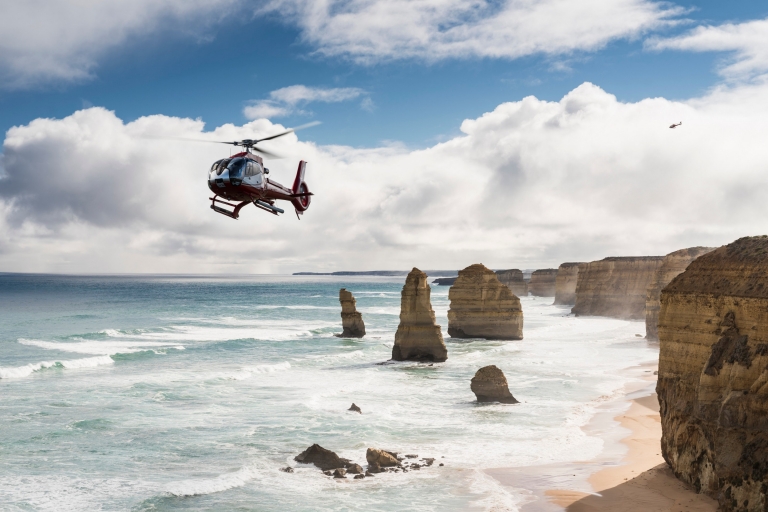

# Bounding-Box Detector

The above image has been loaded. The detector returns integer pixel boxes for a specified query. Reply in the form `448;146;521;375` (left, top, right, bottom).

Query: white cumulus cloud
244;85;367;120
3;81;768;273
647;18;768;81
258;0;683;63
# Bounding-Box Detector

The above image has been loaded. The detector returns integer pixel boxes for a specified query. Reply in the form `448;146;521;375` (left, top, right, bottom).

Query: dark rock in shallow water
333;468;347;478
347;463;363;474
348;403;362;414
280;466;294;473
353;474;365;479
366;448;399;467
364;470;375;477
471;365;519;404
405;454;417;458
294;444;351;471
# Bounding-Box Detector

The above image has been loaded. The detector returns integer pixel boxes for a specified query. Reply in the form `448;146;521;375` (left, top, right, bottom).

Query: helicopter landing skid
210;196;250;220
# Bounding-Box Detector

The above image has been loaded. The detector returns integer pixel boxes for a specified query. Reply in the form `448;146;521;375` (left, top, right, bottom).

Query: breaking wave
0;355;114;379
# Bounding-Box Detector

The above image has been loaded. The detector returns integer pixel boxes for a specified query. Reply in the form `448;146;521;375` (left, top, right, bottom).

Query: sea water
0;274;658;511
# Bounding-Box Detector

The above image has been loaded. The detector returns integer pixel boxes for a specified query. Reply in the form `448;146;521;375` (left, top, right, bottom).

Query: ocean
0;274;658;511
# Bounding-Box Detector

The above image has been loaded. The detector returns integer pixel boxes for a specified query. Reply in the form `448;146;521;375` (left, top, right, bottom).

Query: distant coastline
293;270;459;277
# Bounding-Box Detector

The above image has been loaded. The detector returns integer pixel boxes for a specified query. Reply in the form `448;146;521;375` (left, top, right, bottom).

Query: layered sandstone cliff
529;269;557;297
447;264;523;340
571;256;664;319
553;263;582;305
337;288;365;338
657;236;768;511
644;247;715;341
392;268;447;362
495;269;528;297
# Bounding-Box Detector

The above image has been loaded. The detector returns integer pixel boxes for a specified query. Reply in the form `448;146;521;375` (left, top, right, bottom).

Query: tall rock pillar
337;288;365;338
392;268;447;362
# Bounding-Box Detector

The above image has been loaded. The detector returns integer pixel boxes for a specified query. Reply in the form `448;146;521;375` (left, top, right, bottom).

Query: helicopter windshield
228;158;246;179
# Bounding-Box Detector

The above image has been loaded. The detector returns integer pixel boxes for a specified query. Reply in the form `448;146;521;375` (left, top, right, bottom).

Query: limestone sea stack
553;262;582;305
391;268;448;362
657;237;768;511
644;247;715;341
529;269;557;297
470;365;519;403
495;269;528;297
571;256;664;319
447;264;523;340
336;288;365;338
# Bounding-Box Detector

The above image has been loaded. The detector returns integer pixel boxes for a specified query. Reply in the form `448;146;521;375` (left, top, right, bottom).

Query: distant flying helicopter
669;121;682;129
199;122;318;220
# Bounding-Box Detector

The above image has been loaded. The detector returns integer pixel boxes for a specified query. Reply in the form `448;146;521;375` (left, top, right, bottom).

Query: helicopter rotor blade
251;145;284;159
254;121;321;143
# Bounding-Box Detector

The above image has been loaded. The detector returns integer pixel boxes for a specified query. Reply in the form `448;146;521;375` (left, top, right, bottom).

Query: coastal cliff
495;269;528;297
337;288;365;338
447;264;523;340
392;268;447;362
657;236;768;511
553;263;582;305
529;269;557;297
572;256;664;319
644;247;714;341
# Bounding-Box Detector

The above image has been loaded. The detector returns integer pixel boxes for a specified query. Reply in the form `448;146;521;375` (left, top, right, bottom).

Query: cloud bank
3;81;768;273
259;0;683;63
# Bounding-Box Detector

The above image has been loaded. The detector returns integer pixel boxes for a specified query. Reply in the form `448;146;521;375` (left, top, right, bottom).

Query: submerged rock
280;466;294;473
294;444;351;471
470;365;519;404
346;463;364;474
348;403;362;414
447;264;523;340
336;288;365;338
644;247;714;341
657;237;768;510
529;269;557;297
391;268;448;362
572;256;664;319
366;448;400;467
333;468;347;479
553;263;582;305
495;269;528;297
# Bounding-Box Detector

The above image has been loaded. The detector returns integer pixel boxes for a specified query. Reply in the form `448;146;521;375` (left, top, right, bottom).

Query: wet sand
488;364;718;512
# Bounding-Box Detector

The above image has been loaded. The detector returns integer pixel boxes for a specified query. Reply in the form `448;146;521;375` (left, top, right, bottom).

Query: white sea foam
0;355;114;379
19;338;184;355
165;465;260;497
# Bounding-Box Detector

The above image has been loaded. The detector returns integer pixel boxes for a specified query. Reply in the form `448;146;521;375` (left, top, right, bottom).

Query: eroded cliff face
645;247;714;341
657;236;768;511
553;263;582;305
571;256;664;319
447;264;523;340
337;288;366;338
495;269;528;297
392;268;447;362
529;269;558;297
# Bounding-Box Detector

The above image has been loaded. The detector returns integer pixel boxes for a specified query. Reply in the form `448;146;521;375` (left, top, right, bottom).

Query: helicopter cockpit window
215;159;230;175
228;158;246;180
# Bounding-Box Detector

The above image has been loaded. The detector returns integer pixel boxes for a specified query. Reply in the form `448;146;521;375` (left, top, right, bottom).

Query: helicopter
203;122;318;220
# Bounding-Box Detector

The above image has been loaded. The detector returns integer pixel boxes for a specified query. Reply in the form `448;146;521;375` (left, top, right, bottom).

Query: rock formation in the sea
657;236;768;511
447;264;523;340
470;365;519;404
348;403;361;414
644;247;715;341
553;263;582;305
366;448;400;468
529;269;558;297
294;444;352;471
336;288;365;338
391;268;448;362
571;256;664;319
495;269;528;297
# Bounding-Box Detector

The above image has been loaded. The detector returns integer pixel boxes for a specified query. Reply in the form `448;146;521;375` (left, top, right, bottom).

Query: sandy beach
488;364;719;512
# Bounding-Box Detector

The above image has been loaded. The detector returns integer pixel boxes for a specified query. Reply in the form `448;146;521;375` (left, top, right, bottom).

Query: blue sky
2;0;768;273
1;0;766;149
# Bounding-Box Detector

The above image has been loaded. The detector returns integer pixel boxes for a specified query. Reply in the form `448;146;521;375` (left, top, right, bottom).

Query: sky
1;0;768;274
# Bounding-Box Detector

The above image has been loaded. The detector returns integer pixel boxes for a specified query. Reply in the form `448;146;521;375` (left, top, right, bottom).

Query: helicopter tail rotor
290;160;312;217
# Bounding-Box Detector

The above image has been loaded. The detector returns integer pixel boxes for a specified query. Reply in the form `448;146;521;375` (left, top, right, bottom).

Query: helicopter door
245;161;265;189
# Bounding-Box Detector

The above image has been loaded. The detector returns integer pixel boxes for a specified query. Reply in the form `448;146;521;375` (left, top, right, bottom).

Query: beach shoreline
487;361;718;511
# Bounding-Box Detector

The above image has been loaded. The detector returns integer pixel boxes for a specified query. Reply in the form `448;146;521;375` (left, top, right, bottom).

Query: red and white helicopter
205;122;317;220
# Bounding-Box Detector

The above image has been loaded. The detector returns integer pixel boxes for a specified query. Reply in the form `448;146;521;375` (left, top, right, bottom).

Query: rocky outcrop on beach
529;269;557;297
391;268;448;362
644;247;715;341
447;264;523;340
571;256;664;319
553;263;582;305
495;269;528;297
657;236;768;511
336;288;365;338
294;444;353;471
471;365;519;404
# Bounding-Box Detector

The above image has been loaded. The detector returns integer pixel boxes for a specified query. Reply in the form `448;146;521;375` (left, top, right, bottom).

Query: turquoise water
0;274;657;511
